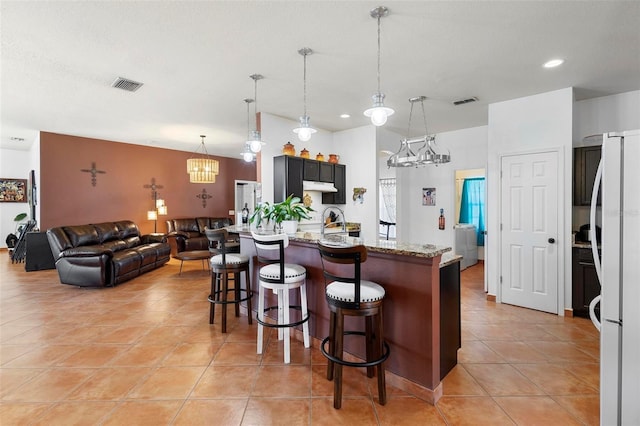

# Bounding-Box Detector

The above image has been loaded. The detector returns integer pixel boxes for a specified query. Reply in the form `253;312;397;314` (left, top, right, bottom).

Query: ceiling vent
111;77;143;92
453;97;478;106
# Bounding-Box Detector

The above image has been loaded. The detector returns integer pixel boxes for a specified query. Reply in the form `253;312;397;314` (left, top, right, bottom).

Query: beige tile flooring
0;255;599;425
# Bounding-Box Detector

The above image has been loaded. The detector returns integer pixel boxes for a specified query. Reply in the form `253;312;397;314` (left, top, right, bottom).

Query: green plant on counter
250;195;313;230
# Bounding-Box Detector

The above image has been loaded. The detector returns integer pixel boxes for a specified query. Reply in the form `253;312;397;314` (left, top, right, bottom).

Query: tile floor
0;256;600;425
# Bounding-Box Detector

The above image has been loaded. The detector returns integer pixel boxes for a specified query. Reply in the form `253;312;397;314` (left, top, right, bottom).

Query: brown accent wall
40;132;256;233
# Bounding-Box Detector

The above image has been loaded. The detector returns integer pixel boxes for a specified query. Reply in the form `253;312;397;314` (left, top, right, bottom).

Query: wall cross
196;188;212;208
143;178;164;200
80;162;106;186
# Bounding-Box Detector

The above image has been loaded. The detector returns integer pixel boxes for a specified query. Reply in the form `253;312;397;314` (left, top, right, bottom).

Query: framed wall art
0;178;27;202
422;187;436;206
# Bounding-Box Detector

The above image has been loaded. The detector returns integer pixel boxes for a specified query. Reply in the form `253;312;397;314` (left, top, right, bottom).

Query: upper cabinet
274;156;346;204
574;146;601;206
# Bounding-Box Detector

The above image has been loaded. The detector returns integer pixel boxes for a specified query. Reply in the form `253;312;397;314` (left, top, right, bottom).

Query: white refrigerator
589;129;640;425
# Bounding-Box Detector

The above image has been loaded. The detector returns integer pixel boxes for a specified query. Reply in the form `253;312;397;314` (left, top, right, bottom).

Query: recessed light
543;59;564;68
340;114;350;118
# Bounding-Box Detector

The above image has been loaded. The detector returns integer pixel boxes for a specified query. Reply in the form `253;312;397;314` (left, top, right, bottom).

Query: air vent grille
111;77;143;92
453;97;478;106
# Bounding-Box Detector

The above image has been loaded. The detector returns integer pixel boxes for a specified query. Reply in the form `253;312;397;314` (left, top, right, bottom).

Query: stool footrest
208;289;252;305
321;332;390;368
256;305;310;329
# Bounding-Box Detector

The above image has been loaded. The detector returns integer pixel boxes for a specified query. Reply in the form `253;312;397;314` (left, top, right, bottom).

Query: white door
500;150;559;314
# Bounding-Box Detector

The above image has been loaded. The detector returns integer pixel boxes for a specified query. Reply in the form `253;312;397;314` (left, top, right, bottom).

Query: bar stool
205;228;252;333
251;231;310;364
317;242;390;409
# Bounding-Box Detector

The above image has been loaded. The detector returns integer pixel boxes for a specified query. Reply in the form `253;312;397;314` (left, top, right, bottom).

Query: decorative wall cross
143;178;164;200
80;162;106;186
196;188;212;208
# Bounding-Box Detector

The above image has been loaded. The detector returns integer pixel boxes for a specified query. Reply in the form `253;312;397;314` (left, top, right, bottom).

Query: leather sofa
166;217;234;253
47;220;171;287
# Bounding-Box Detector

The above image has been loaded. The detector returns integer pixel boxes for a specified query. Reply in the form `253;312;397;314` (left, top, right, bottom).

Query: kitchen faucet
320;206;347;238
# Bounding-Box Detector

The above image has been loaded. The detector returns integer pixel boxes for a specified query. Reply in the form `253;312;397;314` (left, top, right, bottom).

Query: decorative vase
316;153;324;161
283;142;295;156
328;154;339;164
300;148;310;159
281;220;298;235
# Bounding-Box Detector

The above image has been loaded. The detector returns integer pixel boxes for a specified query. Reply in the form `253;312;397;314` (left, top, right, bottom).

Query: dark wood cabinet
274;155;304;203
572;247;601;318
275;156;347;205
322;164;346;204
574;146;601;206
440;260;461;380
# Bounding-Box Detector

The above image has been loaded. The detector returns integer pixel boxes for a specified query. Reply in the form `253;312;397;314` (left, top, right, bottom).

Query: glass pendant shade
293;115;317;142
242;143;255;162
187;135;219;183
248;130;263;153
364;93;395;126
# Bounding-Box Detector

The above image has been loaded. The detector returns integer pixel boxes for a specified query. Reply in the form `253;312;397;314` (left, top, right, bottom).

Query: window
379;178;396;239
459;177;485;246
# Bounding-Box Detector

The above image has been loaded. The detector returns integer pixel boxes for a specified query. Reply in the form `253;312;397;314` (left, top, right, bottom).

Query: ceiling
2;1;639;157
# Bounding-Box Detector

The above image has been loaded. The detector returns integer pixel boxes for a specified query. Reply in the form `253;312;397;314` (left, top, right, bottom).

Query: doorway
235;181;261;225
500;150;561;314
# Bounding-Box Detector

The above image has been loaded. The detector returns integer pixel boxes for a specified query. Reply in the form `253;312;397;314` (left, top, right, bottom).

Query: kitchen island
228;225;461;403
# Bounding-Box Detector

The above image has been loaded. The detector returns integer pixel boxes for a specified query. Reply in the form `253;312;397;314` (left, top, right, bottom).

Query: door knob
548;238;555;244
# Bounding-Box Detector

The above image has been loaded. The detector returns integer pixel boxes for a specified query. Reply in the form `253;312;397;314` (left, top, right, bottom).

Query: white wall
487;87;573;314
573;90;640;145
0;136;39;248
333;125;378;241
396;126;488;250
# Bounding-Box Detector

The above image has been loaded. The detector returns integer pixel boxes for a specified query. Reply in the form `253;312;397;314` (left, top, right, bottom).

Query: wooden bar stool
252;231;310;364
317;241;390;409
205;228;252;333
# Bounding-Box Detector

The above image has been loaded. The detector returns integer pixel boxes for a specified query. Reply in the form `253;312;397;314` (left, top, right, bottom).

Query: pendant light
364;6;394;126
187;135;219;183
242;98;256;162
293;47;317;142
248;74;265;153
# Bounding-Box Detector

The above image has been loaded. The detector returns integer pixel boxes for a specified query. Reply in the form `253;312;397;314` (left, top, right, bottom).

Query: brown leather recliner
166;217;235;253
47;220;171;287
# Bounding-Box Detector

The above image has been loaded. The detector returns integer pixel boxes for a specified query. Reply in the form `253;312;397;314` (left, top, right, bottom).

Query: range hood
303;180;338;193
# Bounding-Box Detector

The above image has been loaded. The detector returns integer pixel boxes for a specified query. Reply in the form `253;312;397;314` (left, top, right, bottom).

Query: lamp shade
147;210;158;220
157;205;168;215
187;158;219;183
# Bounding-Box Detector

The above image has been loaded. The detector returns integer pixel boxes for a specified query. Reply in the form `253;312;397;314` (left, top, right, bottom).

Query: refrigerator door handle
589;295;601;331
588;158;603;332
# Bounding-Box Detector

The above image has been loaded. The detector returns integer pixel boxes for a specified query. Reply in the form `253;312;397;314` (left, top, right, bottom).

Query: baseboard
486;294;496;302
564;308;573;317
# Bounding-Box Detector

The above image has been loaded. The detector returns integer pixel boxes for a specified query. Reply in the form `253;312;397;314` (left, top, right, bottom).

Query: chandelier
387;96;450;168
292;47;317;142
187;135;219;183
364;6;394;126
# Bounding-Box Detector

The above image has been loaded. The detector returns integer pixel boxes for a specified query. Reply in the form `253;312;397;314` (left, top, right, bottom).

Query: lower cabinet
572;247;601;318
440;260;461;380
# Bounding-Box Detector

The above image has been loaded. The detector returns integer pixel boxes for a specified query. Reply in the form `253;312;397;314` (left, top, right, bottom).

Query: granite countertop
226;225;452;261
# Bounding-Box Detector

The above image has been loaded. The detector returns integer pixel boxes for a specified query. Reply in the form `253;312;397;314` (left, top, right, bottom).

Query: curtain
459;177;485;246
379;178;396;239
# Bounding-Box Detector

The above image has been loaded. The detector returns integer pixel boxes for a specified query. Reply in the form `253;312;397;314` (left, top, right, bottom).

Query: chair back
205;228;229;263
317;242;368;307
251;232;289;284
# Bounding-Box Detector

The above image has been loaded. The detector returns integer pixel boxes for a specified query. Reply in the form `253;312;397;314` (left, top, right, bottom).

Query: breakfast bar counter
228;225;461;403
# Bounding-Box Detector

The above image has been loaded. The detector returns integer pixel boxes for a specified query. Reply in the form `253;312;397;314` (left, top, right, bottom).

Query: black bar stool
205;228;252;333
317;241;390;409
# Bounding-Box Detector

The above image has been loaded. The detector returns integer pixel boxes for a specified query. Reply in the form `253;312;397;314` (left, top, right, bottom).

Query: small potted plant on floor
250;194;313;234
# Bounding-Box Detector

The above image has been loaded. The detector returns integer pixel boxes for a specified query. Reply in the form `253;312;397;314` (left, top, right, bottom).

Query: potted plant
250;195;313;234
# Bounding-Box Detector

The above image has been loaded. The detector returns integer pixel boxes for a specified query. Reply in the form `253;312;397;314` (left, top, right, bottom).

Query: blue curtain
459;177;485;246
